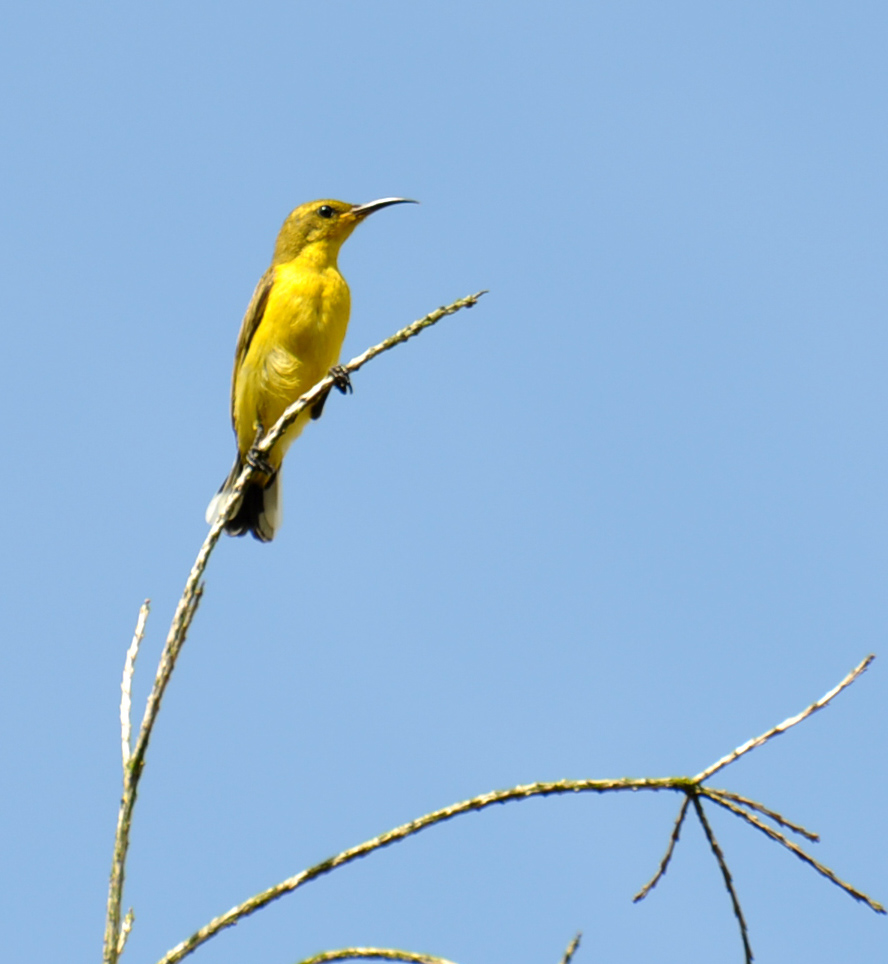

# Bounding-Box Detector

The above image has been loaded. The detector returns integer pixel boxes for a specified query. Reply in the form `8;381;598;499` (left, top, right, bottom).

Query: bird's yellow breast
233;258;351;464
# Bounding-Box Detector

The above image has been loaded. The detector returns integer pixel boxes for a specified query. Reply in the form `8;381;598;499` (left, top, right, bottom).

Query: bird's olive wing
230;267;275;426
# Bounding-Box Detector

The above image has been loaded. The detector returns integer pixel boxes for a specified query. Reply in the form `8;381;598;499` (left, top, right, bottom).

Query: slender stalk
102;292;486;963
155;778;682;964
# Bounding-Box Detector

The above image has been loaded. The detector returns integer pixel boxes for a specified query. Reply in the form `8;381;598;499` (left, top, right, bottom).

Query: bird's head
272;197;417;265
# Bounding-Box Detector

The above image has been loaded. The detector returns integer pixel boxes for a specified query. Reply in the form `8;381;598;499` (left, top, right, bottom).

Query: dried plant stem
295;949;459;964
633;795;691;902
691;795;754;964
104;585;204;964
694;654;875;783
254;291;487;465
702;789;886;914
102;292;486;964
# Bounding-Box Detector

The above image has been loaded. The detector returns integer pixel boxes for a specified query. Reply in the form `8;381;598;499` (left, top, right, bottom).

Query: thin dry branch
155;777;681;964
102;292;486;964
702;789;886;914
633;794;691;902
558;932;582;964
295;949;459;964
694;654;875;783
691;795;753;964
254;292;487;464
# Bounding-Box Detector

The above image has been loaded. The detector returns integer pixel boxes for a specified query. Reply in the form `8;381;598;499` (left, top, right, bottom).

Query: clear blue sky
1;3;885;962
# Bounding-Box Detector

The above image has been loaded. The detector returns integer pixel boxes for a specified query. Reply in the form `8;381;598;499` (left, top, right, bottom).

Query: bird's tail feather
205;459;282;542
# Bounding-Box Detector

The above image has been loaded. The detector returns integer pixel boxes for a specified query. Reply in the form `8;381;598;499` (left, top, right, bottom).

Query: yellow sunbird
206;197;416;541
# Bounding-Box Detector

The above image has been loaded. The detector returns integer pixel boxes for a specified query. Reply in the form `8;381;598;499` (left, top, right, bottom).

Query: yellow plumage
233;256;351;471
207;197;415;541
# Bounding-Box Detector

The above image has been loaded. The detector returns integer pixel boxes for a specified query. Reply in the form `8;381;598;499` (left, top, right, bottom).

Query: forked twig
702;789;885;914
691;795;753;964
694;655;875;783
152;657;881;964
633;794;691;902
102;292;487;964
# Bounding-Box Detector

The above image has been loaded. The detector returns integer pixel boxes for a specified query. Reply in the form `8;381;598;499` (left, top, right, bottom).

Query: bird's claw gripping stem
245;448;275;477
329;365;353;395
311;366;352;420
245;422;275;476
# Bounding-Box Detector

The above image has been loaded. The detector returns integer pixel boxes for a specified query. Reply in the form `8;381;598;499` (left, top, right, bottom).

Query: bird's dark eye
318;205;335;219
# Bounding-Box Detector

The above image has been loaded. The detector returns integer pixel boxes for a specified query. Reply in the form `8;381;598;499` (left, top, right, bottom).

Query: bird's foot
245;448;275;477
329;365;353;395
311;366;353;420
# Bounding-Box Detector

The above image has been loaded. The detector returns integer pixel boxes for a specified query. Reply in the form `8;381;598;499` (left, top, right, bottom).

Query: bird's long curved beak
350;197;418;218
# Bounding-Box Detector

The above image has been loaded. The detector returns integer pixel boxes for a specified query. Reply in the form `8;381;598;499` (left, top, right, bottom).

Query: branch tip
558;932;582;964
120;601;149;772
703;790;885;914
695;654;876;783
117;909;135;956
691;796;754;964
633;794;691;902
705;788;819;842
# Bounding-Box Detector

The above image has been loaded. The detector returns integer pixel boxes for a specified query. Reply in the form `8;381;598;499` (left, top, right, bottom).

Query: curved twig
155;777;681;964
